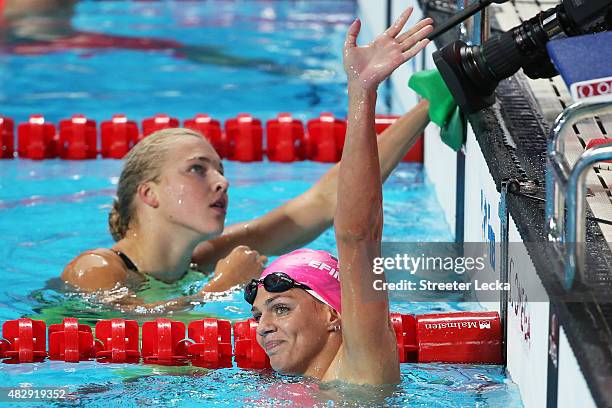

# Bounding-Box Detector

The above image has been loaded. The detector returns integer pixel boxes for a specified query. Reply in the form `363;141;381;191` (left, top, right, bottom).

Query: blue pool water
1;0;360;124
0;1;523;406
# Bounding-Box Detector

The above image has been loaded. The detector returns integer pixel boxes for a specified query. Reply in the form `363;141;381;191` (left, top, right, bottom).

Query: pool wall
358;1;600;407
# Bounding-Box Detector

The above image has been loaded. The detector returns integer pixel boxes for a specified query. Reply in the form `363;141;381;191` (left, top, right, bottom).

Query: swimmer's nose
256;313;276;337
213;172;229;193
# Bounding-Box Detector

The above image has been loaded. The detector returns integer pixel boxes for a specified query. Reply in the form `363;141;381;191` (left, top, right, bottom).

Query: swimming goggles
244;272;311;305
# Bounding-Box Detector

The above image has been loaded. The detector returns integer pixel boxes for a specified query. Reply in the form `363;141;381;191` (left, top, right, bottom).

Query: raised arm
192;84;430;273
334;9;432;384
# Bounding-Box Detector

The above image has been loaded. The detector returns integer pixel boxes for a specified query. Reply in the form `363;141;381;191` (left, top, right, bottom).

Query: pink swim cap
260;249;341;313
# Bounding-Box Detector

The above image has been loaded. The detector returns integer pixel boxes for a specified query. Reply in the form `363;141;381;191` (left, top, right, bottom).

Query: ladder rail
545;101;612;289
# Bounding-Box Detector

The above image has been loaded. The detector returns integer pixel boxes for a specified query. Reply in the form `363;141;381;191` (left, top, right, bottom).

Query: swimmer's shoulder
61;248;129;291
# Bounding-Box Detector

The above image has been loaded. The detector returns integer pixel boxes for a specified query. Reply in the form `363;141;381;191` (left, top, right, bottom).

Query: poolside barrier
0;113;424;163
0;312;501;366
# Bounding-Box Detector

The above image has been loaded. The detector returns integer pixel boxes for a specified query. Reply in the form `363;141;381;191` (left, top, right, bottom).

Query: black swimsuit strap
114;250;139;273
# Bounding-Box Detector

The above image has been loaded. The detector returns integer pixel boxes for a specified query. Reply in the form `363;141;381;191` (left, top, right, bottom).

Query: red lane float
142;318;189;365
1;318;46;363
416;312;502;363
184;114;225;158
225;114;263;162
306;113;346;162
233;318;271;369
374;115;424;163
4;112;427;163
48;318;96;362
17;115;58;160
0;339;9;358
142;114;179;139
101;114;139;159
95;319;140;363
390;313;418;363
59;115;97;159
0;116;14;159
0;312;502;366
266;113;305;162
187;319;232;368
392;312;503;364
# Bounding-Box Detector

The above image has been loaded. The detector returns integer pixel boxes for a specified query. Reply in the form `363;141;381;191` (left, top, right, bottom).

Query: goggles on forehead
244;272;311;305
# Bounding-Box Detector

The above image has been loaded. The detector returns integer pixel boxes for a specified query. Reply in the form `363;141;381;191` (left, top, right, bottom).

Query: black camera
433;0;612;113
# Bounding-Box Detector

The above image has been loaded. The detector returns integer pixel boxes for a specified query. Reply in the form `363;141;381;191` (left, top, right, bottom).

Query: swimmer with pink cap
245;248;341;312
246;7;433;385
246;248;345;376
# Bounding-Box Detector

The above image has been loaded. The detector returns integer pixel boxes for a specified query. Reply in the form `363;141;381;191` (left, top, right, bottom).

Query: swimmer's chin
269;356;303;376
195;216;225;238
272;364;302;376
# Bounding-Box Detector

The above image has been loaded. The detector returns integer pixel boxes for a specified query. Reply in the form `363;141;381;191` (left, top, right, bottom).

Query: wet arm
334;10;432;384
335;82;398;383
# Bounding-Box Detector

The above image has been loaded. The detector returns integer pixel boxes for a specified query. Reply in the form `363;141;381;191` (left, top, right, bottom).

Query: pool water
1;0;360;124
0;1;523;406
0;159;521;407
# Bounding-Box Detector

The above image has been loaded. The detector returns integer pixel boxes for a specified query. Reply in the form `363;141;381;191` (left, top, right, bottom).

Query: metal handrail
545;101;612;289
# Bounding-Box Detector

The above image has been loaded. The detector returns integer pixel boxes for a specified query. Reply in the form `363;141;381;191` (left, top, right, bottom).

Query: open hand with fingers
343;7;433;90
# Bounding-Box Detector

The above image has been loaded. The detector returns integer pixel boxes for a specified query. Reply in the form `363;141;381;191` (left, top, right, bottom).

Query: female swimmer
246;8;432;384
62;19;431;312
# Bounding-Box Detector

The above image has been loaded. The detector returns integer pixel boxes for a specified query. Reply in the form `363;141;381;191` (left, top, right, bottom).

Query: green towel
408;69;466;151
440;106;466;152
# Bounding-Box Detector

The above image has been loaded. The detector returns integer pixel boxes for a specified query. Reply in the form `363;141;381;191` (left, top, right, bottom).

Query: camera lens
433;0;611;113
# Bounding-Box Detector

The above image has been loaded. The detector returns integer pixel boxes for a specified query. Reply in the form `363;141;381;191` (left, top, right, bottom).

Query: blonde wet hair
108;127;205;241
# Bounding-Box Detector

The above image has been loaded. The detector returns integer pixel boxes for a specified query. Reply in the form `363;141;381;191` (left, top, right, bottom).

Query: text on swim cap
308;260;339;280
